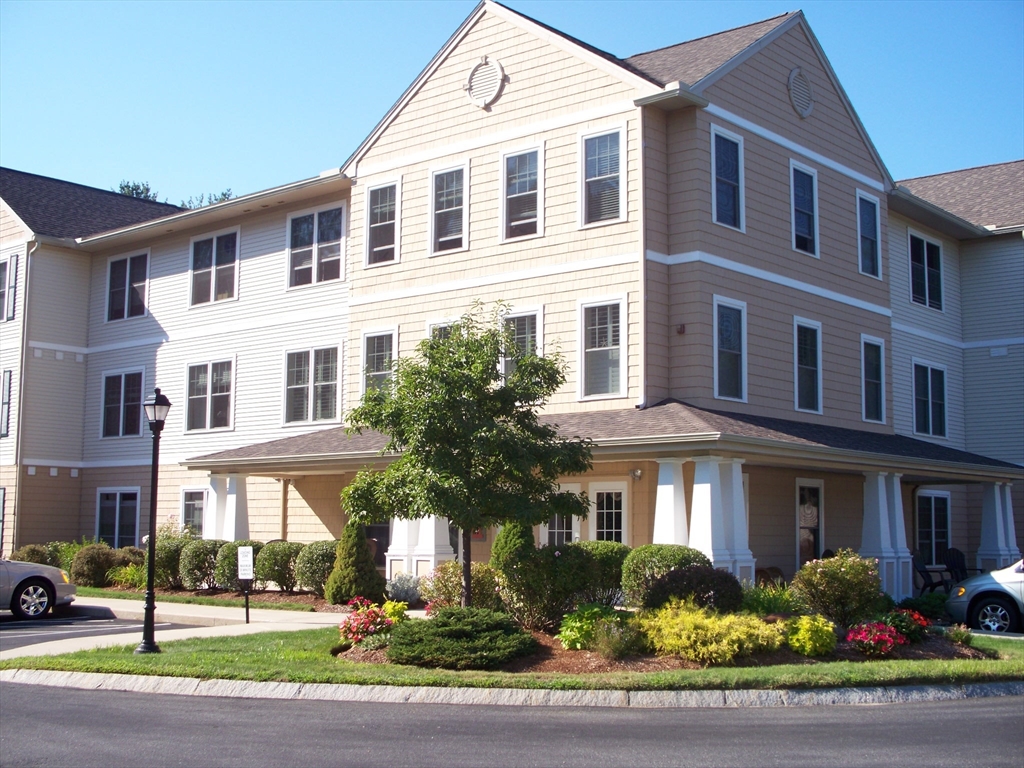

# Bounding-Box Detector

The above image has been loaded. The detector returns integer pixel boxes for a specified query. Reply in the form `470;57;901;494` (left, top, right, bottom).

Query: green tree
180;189;234;209
324;522;386;604
115;180;159;201
342;304;593;606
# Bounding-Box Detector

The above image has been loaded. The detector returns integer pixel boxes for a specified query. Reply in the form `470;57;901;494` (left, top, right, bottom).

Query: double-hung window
181;490;205;536
503;149;541;240
285;348;338;423
289;205;343;286
714;296;746;401
582;129;622;225
909;233;942;310
1;254;16;321
363;332;394;392
794;318;822;413
187;360;233;431
1;369;11;438
916;493;950;567
711;126;743;230
502;312;539;377
432;166;466;253
861;336;885;423
107;253;148;321
589;483;628;544
913;362;946;437
791;161;818;255
97;489;138;548
0;260;7;321
367;184;398;265
191;230;237;305
102;371;143;438
857;192;881;278
581;301;622;398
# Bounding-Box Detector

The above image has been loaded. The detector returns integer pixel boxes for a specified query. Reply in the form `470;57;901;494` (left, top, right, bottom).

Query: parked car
0;559;77;620
945;559;1024;633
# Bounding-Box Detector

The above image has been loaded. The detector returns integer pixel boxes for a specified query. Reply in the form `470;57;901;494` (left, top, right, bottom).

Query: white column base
411;515;456;577
652;461;687;545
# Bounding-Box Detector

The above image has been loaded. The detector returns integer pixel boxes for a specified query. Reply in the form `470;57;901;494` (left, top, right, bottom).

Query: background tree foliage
114;179;233;209
341;304;593;605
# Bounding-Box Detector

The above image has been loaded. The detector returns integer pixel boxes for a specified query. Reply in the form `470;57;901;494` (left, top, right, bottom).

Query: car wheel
969;595;1019;633
11;578;53;620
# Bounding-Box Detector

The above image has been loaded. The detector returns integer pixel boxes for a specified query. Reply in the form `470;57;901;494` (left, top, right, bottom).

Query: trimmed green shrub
489;521;536;573
898;592;948;621
643;565;744;613
421;560;503;611
255;541;303;593
556;604;619;650
621;545;711;607
112;546;146;568
790;548;882;628
576;540;629;606
385;572;421;604
107;563;148;590
10;544;50;565
296;539;340;597
152;523;196;589
786;614;837;656
386;607;538;670
47;538;95;572
70;543;116;587
497;543;591;631
215;540;265;591
324;523;386;604
179;539;228;590
741;580;805;616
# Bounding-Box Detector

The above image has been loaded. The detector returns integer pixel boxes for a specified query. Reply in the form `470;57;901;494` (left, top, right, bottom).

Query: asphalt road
0;613;189;651
1;684;1021;768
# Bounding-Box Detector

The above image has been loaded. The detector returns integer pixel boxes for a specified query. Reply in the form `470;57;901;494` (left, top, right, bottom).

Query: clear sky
1;0;1021;204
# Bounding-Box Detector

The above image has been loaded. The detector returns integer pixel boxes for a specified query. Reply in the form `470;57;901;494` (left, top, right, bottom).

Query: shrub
556;604;619;650
898;592;948;621
489;521;536;574
846;622;907;657
621;545;711;607
10;544;50;565
786;614;837;656
385;572;421;604
70;543;117;587
590;616;649;659
324;523;386;605
112;546;146;568
643;565;744;613
107;563;147;590
215;540;265;591
790;549;882;628
255;541;304;593
339;597;393;644
152;523;196;589
179;539;228;590
638;599;784;666
497;543;591;631
382;600;408;624
742;580;805;616
420;560;503;611
576;540;629;606
47;538;95;572
386;607;538;670
883;608;930;643
296;539;340;597
945;624;973;647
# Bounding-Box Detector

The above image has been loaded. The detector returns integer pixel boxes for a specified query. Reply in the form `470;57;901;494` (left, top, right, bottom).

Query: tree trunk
461;528;473;608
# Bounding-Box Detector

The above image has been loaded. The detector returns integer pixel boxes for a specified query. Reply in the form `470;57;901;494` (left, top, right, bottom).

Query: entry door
797;483;822;568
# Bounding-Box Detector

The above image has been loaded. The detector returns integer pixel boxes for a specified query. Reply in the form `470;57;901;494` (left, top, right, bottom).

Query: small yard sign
237;546;254;580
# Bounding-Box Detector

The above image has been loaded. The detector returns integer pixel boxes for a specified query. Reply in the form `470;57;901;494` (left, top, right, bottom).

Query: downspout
635;105;648;410
12;238;39;551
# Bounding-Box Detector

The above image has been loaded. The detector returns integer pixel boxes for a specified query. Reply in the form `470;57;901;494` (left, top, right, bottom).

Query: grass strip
75;587;315;612
3;630;1022;692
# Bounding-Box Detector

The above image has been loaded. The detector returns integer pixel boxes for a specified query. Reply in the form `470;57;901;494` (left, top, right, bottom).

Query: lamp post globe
136;388;171;655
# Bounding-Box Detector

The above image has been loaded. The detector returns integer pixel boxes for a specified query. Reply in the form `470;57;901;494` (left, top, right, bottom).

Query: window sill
579;391;626;402
364;258;400;270
713;219;745;235
429;246;469;258
189;296;240;310
285;278;345;293
910;300;945;313
104;314;149;325
714;394;748;404
858;269;884;281
792;246;820;259
500;232;544;246
280;418;343;429
578;217;626;232
795;406;823;416
184;426;236;435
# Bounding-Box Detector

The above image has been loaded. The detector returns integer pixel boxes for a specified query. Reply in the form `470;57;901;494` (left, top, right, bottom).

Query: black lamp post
135;387;171;655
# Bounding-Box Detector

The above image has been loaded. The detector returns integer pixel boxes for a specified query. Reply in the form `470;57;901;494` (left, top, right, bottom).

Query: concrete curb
2;669;1021;709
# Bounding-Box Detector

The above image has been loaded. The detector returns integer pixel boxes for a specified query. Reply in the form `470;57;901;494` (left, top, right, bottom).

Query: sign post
237;546;254;624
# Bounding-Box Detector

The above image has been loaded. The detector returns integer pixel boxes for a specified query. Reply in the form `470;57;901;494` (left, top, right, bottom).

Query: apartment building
1;2;1020;598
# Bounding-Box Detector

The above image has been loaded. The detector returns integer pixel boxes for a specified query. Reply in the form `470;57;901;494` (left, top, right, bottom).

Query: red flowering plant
339;596;393;644
846;622;908;657
883;608;930;643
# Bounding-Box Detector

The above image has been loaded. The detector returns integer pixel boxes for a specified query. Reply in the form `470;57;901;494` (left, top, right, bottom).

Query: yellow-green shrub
786;614;837;656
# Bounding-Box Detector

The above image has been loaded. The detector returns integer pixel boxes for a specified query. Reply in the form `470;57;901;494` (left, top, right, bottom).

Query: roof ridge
0;166;182;212
625;11;796;61
898;159;1024;184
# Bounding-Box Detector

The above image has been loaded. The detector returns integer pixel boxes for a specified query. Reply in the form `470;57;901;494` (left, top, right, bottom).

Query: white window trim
188;225;241;308
916;489;952;567
540;482;582;545
500;143;545;243
360;327;398;397
503;305;545;356
95;486;142;549
907;228;945;313
911;357;948;439
790;159;819;258
179;487;208;535
588;480;629;545
0;252;16;322
860;333;886;424
710;124;745;233
285;201;347;290
578;124;627;230
793;316;823;415
795;478;824;573
856;190;882;280
104;248;151;323
713;294;747;403
425;317;459;340
280;345;342;427
98;366;146;440
429;161;470;257
577;295;627;401
364;180;401;268
182;356;236;434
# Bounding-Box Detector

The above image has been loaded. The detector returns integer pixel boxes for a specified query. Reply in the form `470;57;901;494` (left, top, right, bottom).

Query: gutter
888;186;991;241
634;81;709;111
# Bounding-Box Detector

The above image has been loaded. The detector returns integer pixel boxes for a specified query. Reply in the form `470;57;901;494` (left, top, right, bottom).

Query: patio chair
942;547;982;583
912;551;951;596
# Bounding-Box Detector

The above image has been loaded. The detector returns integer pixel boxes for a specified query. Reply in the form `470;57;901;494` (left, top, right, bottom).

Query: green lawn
75;586;315;612
3;629;1021;692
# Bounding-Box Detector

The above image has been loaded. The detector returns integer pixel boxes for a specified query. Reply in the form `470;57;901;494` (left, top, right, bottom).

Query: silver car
0;560;77;620
945;559;1024;633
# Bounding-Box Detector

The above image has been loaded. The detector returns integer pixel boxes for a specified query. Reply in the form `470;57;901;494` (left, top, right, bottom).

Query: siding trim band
892;322;1024;351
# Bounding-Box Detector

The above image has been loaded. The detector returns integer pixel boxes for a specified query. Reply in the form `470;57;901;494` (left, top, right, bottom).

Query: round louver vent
463;56;505;109
788;67;814;119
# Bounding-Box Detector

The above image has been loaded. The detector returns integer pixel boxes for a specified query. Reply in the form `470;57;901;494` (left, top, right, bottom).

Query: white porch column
861;472;898;597
1002;484;1021;560
885;473;913;601
385;518;419;579
689;457;733;571
411;515;456;577
978;482;1015;571
206;476;227;540
720;459;755;583
652;460;688;545
221;475;249;541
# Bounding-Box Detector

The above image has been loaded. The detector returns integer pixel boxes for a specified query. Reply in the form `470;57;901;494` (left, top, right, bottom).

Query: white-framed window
362;330;396;394
106;251;148;322
285;347;338;423
0;259;7;322
588;481;628;545
502;146;543;241
426;318;456;342
101;369;144;438
1;254;16;321
502;308;542;377
909;232;943;310
96;488;139;548
913;360;946;437
790;160;818;256
180;488;206;536
714;295;746;402
366;182;399;266
857;191;881;278
186;359;233;431
541;483;581;547
916;491;950;567
711;124;744;231
579;297;625;399
288;203;344;287
430;163;468;254
580;127;625;227
861;335;885;423
190;228;239;306
793;317;822;414
1;369;11;438
796;478;824;570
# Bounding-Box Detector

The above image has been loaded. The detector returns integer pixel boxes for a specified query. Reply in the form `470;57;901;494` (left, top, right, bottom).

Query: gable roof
0;167;181;240
898;161;1024;231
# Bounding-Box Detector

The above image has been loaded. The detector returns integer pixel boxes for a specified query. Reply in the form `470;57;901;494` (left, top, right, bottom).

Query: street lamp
136;387;171;655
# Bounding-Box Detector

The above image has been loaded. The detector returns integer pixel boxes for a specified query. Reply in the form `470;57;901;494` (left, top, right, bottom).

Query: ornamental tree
341;304;593;606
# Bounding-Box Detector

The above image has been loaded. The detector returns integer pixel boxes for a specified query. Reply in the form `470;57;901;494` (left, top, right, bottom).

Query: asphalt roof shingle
899;161;1024;230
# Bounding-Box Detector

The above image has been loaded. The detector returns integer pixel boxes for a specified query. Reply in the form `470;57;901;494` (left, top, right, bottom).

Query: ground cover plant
386;607;539;670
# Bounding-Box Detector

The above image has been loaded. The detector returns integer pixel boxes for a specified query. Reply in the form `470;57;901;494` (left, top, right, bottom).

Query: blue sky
1;0;1021;204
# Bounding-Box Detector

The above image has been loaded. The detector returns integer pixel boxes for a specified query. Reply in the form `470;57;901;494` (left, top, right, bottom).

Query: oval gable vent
788;67;814;119
464;56;505;109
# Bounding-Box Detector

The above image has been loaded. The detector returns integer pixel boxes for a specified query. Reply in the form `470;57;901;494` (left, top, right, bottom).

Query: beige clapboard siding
704;25;881;181
0;467;18;556
961;233;1024;343
888;214;963;340
25;246;91;346
964;346;1024;465
643;108;670;257
0;201;28;245
19;353;88;462
645;260;670;402
891;326;966;448
15;469;84;546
